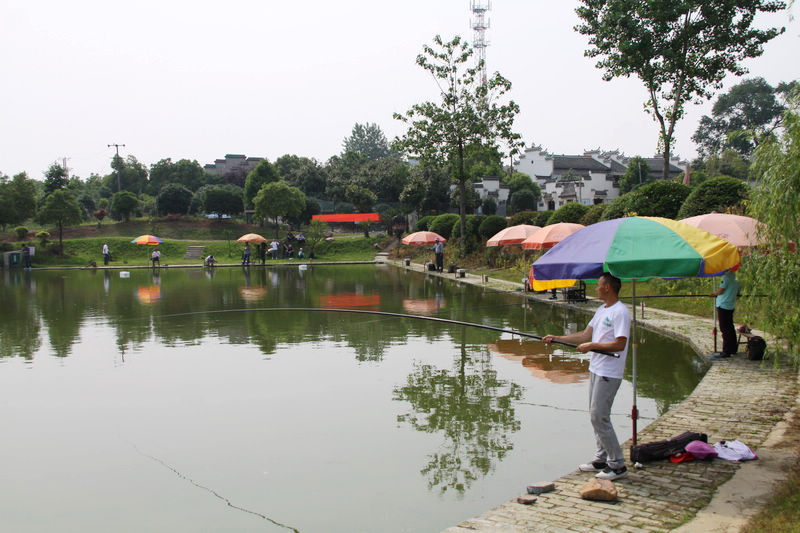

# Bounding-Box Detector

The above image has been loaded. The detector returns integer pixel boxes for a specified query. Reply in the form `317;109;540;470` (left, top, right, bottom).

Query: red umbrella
401;231;446;245
521;223;585;250
486;224;541;247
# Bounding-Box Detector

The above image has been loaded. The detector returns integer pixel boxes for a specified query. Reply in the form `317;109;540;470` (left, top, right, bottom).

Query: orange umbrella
236;233;267;243
521;223;585;250
486;224;541;247
131;234;162;245
679;213;766;250
401;231;446;245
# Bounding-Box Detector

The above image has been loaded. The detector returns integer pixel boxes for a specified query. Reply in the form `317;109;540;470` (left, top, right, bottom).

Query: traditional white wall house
473;176;510;215
513;144;687;211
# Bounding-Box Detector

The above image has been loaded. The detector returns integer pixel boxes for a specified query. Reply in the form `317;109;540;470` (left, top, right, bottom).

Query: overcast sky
2;1;798;180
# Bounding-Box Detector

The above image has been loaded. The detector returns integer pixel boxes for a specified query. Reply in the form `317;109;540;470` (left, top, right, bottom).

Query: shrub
36;231;50;245
334;201;355;214
535;210;554;226
415;215;435;231
628;180;691;219
451;214;485;240
429;213;460;239
156;183;193;215
481;197;497;215
509;210;539;226
580;204;606;226
601;193;635;220
548;202;590;224
509;189;538;214
478;215;507;240
14;226;28;240
676;176;749;219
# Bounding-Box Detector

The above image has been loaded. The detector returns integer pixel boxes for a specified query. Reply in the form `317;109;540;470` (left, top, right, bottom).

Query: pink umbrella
486;224;541;247
521;222;585;250
679;213;765;250
401;231;446;245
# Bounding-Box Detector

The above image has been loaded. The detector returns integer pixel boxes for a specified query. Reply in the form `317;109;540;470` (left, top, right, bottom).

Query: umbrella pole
712;277;718;353
631;279;639;446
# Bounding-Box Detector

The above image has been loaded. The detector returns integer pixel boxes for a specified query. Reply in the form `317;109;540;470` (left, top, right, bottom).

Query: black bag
630;431;708;463
747;336;766;360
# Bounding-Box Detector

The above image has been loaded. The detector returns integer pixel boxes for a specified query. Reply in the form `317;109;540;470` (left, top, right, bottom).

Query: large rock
579;478;618;501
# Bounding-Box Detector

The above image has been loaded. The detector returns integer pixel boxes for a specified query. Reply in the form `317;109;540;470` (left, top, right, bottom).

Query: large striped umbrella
533;216;741;444
131;234;162;245
521;222;585;250
679;213;765;250
236;233;267;243
401;231;446;245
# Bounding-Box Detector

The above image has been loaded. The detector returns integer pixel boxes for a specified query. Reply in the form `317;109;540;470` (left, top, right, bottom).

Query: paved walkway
389;261;799;532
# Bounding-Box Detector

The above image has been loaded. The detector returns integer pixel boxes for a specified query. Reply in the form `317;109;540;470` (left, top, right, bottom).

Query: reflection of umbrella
679;213;765;250
136;285;161;304
486;224;541;247
521;223;585;250
131;234;162;245
489;340;589;384
402;298;446;315
239;286;267;302
533;216;740;443
401;231;446;245
237;233;267;243
320;293;381;308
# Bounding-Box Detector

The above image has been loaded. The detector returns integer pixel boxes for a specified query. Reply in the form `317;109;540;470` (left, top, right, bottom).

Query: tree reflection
394;339;523;494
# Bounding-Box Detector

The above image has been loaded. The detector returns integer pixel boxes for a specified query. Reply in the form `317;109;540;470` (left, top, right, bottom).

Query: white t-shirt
587;300;631;379
102;244;109;255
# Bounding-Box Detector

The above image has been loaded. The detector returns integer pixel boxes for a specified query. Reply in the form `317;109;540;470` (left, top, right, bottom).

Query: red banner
312;213;380;222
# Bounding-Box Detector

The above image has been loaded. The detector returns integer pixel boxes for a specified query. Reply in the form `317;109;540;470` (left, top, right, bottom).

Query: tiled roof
553;156;610;172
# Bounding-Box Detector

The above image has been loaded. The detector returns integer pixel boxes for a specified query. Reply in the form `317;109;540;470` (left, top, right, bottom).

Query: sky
2;1;798;180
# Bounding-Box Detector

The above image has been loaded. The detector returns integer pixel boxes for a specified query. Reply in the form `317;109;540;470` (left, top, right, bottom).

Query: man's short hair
599;273;622;294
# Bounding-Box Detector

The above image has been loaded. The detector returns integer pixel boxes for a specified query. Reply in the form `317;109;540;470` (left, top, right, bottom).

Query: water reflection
394;339;522;494
489;339;590;384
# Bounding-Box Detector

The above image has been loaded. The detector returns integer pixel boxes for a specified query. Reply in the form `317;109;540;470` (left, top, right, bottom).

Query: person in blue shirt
712;269;740;359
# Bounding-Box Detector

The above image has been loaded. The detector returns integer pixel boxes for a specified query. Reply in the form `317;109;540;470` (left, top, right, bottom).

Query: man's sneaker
578;460;607;472
595;466;628;480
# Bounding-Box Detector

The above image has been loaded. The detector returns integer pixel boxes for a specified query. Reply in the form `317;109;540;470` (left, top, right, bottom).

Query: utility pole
61;157;71;178
108;143;125;192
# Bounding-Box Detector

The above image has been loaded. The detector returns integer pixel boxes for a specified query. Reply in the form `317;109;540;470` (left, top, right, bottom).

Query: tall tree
43;162;69;195
155;183;193;215
253;181;306;237
36;190;82;254
394;35;523;245
275;154;327;196
342;123;393;161
244;159;280;208
0;172;38;229
618;156;652;193
147;158;208;195
110;191;139;222
576;0;786;179
106;155;149;194
692;77;792;158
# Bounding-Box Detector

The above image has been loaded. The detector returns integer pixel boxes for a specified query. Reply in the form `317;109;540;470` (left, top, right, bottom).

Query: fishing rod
152;307;620;358
620;294;765;299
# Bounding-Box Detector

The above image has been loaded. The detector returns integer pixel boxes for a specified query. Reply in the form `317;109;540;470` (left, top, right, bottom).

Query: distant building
513;145;687;211
204;154;264;176
473;176;510;215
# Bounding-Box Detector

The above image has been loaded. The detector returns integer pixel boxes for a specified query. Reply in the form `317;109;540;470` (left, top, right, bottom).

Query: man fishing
542;273;631;481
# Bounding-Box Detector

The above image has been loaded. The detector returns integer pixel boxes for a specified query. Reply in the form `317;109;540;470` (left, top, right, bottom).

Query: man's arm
542;326;593;347
576;336;627;354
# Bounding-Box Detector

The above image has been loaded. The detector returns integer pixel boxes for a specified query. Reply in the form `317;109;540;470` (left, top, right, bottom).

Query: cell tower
471;0;491;86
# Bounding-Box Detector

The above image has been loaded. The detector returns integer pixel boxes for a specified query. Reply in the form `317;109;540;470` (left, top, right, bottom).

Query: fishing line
131;443;300;532
518;401;654;420
148;307;618;357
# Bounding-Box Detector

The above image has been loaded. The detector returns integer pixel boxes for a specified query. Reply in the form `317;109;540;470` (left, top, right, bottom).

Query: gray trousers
589;372;624;468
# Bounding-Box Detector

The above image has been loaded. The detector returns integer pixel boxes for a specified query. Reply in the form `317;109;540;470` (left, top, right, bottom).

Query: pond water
0;265;706;532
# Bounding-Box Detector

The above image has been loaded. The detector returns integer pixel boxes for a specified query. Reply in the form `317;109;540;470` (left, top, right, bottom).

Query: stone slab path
387;261;799;532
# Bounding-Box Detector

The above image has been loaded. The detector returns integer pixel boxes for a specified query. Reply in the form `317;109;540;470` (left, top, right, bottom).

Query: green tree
745;94;800;361
110;191;139;222
204;186;244;217
481;196;497;215
618;156;652;194
429;213;460;240
0;172;38;229
580;203;607;225
576;0;786;179
601;193;635;220
508;210;538;227
35;189;82;253
244;159;280;208
692;77;793;158
676;176;749;219
43;162;69;194
627;180;691;219
478;215;507;240
302;219;329;258
399;166;451;215
325;151;366;206
345;184;377;213
509;189;537;214
155;183;193;215
548;202;590;224
704;149;750;180
275;154;327;196
505;171;541;198
394;35;523;247
147;158;208;195
253;181;306;237
342;122;393;161
106;155;149;194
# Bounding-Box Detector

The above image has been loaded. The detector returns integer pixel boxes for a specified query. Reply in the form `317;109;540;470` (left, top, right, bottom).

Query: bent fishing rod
151;307;619;358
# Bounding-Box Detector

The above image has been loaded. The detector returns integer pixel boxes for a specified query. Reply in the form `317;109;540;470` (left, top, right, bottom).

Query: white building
513;145;687;211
